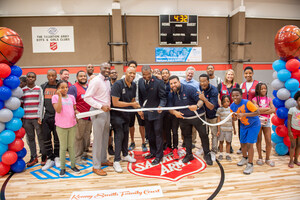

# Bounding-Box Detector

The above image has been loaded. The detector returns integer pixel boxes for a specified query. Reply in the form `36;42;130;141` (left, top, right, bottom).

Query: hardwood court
1;127;300;200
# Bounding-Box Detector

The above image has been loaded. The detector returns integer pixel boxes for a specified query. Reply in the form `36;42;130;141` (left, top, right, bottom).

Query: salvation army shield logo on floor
128;150;206;182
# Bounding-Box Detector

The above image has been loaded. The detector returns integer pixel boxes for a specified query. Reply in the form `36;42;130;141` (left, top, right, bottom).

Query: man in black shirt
111;67;140;173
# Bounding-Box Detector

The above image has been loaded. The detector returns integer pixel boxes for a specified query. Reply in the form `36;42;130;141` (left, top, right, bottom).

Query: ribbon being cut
76;106;234;127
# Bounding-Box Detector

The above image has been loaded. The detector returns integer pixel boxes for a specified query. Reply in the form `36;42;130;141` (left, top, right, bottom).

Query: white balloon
277;88;291;100
0;108;13;123
11;87;23;99
271;79;285;90
285;98;297;109
272;71;278;79
0;122;5;132
5;97;21;110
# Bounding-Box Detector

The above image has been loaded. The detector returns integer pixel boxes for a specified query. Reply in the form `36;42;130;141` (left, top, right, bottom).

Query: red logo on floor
127;149;207;182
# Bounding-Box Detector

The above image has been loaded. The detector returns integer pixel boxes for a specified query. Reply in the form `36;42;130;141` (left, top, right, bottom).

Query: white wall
0;0;299;19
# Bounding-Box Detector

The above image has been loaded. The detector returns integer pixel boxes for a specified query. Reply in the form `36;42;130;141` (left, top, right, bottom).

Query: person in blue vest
168;75;213;165
68;70;92;165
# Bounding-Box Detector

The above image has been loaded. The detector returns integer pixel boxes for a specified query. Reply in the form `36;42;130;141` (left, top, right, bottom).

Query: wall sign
155;47;202;62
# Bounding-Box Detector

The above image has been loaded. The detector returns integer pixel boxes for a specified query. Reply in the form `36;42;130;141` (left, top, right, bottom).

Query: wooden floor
1;126;300;200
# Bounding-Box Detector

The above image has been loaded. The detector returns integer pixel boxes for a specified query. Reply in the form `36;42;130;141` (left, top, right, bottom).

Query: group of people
19;62;300;177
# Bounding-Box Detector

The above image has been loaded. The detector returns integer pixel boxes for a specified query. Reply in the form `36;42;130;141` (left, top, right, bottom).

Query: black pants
145;118;163;160
163;113;179;149
42;115;60;160
179;116;210;156
112;120;129;162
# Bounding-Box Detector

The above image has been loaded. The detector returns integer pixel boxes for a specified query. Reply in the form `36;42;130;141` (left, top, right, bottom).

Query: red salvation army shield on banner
128;150;207;182
50;42;57;51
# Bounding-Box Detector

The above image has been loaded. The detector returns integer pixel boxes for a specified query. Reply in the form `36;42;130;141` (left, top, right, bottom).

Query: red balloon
275;125;288;137
8;138;24;152
0;27;23;66
291;69;300;82
14;127;25;138
271;115;285;126
2;151;18;165
0;63;11;79
283;136;291;147
0;162;10;176
286;59;300;72
0;79;3;87
274;25;300;61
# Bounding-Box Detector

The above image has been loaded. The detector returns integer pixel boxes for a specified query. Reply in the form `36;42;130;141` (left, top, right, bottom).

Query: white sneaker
113;161;123;173
123;155;136;163
243;163;253;175
237;157;248;166
42;159;55;171
210;152;216;162
55;157;61;168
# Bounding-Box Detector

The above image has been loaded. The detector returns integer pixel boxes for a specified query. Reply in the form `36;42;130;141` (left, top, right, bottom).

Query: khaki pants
207;118;218;153
75;119;92;161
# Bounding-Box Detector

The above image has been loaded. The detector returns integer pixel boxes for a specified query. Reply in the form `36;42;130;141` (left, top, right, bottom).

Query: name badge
222;90;227;94
122;88;126;94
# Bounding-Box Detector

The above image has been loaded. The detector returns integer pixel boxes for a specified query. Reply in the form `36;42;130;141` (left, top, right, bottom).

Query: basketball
0;27;24;66
274;25;300;60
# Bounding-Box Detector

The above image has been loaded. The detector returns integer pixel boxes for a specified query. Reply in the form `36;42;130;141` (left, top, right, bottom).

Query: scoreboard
159;15;198;45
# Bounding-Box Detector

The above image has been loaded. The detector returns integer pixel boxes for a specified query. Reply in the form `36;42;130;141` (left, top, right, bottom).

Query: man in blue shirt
199;74;219;153
168;75;213;165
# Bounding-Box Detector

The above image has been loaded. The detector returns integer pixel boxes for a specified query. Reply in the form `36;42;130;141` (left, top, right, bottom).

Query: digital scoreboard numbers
159;15;198;45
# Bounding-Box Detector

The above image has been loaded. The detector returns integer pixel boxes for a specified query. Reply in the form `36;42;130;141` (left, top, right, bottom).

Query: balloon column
271;25;300;156
0;27;26;176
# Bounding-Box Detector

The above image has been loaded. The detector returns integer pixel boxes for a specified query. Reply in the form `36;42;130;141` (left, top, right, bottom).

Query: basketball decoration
0;27;24;66
274;25;300;61
272;25;300;156
0;27;26;177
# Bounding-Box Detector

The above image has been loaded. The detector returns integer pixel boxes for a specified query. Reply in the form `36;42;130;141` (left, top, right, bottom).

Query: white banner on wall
32;26;75;53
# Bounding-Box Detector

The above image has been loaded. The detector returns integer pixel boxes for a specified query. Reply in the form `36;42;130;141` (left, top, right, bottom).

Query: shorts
129;112;145;127
240;124;261;144
218;130;233;143
261;118;271;128
291;128;300;139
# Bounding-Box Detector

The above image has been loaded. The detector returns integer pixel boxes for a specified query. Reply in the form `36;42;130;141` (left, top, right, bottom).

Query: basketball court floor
1;125;299;200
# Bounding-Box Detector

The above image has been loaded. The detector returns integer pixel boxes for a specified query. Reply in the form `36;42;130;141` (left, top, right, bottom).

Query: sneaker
237;157;248;166
164;147;172;155
210;152;216;162
71;167;81;174
265;160;275;167
27;157;38;167
256;159;264;166
76;159;87;165
54;157;60;168
204;153;213;166
59;169;66;177
41;155;47;166
243;163;253;175
182;154;194;163
42;159;55;171
128;142;135;151
226;155;232;161
237;149;242;154
173;148;179;160
142;143;148;152
122;155;136;163
113;161;123;173
108;145;115;155
218;155;223;160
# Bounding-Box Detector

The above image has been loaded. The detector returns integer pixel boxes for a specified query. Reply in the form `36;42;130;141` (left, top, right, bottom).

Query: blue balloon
11;159;26;173
272;90;278;98
0;100;3;110
16;148;27;159
290;88;300;98
5;118;22;131
273;98;285;108
10;65;23;77
0;130;16;144
276;107;289;119
272;60;286;72
12;107;25;119
285;78;299;91
284;119;288;127
277;69;291;82
0;86;12;101
272;125;277;133
0;142;8;156
3;75;20;90
275;143;289;156
271;132;284;144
